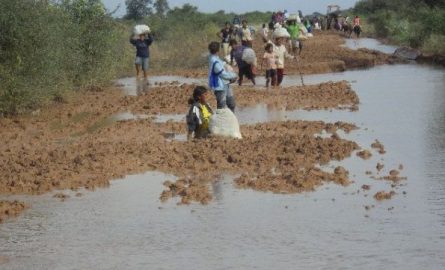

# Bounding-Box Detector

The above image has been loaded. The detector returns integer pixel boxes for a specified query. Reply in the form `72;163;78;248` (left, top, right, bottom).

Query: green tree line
354;0;445;54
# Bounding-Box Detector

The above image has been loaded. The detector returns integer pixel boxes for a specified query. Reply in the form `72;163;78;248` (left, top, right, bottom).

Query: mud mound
374;191;396;201
122;81;359;115
0;200;27;223
235;81;359;111
357;150;373;160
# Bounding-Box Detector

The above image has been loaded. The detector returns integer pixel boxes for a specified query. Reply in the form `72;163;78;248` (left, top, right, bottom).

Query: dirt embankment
0;80;362;211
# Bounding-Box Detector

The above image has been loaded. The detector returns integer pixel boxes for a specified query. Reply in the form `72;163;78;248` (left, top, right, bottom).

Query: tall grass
0;0;130;115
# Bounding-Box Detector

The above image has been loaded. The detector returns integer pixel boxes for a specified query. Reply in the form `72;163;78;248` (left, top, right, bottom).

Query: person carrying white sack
208;41;237;112
207;41;242;139
271;27;295;86
130;25;153;79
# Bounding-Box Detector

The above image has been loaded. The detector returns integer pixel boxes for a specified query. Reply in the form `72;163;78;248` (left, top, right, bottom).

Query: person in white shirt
271;28;295;86
260;24;269;43
241;20;253;47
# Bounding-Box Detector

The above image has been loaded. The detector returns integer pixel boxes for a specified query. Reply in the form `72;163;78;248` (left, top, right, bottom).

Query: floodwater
342;38;399;55
116;76;205;96
1;42;445;270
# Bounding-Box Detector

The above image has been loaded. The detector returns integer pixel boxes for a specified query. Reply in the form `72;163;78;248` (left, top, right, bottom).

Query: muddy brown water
1;41;445;269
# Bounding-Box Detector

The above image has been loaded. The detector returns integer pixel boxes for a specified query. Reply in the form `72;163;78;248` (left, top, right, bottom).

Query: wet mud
0;200;27;223
0;31;404;212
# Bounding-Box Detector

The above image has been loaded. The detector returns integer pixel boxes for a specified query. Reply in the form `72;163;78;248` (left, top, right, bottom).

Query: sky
104;0;358;17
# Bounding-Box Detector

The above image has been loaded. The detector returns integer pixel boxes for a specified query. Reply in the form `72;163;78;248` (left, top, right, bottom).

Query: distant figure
187;86;213;139
232;16;241;26
208;42;237;112
284;9;290;21
262;43;278;87
218;22;233;59
261;23;269;43
298;10;303;19
353;15;362;38
230;39;256;86
286;19;304;55
130;33;154;79
241;20;253;47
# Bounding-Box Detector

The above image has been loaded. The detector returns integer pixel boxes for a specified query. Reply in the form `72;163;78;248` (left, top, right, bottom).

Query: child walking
263;43;278;87
273;33;295;86
186;86;213;139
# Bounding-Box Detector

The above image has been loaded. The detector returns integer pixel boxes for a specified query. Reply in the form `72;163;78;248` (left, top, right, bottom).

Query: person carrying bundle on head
130;25;154;80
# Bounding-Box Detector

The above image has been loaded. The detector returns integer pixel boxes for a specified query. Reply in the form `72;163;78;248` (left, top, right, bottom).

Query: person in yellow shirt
186;86;213;139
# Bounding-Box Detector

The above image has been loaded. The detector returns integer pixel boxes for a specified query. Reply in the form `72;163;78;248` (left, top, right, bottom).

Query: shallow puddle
115;76;205;96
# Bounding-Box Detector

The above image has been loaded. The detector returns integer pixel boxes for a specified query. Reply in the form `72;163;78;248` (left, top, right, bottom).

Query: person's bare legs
143;71;148;80
135;64;141;78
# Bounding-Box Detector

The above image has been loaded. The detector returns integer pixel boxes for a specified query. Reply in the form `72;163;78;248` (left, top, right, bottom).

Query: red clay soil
0;31;401;208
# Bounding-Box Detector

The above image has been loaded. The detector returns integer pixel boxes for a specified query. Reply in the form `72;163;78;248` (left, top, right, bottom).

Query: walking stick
295;56;305;86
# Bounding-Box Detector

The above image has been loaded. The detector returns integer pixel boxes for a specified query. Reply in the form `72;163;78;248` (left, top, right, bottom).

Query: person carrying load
208;41;237;112
271;27;295;86
286;15;305;55
130;25;154;80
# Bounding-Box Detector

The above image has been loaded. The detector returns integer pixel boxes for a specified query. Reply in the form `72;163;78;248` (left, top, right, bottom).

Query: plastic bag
133;25;150;35
209;108;242;139
242;48;257;65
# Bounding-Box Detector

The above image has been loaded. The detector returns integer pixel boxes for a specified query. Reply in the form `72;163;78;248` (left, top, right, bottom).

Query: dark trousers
277;68;284;86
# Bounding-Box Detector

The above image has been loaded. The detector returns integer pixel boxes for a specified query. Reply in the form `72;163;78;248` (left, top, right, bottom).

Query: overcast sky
104;0;358;17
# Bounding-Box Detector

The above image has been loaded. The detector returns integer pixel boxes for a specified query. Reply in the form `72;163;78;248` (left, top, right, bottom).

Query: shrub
0;0;129;115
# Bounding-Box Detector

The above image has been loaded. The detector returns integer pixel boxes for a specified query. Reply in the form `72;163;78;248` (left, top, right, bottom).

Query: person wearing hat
186;86;214;139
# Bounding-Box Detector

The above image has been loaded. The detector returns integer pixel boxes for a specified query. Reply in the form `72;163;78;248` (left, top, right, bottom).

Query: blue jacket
130;35;153;58
208;55;237;92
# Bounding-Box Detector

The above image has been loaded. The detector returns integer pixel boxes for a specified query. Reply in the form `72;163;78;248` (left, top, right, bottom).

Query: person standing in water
353;15;362;38
208;42;237;112
130;33;154;79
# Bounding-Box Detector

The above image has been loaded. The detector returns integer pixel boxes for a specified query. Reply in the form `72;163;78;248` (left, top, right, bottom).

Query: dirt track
0;31;401;220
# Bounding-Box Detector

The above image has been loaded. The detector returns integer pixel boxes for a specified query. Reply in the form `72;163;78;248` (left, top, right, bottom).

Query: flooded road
1;44;445;269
